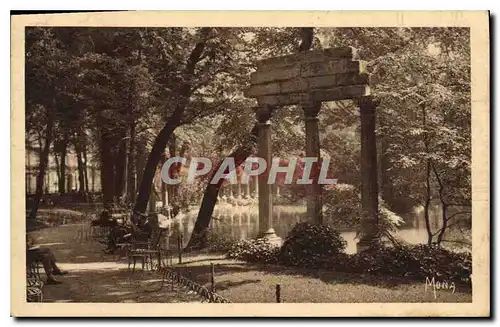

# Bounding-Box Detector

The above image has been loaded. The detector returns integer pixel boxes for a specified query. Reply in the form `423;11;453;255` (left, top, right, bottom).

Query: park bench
26;259;44;302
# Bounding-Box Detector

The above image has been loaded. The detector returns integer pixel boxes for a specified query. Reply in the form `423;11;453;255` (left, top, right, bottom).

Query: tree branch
445;211;472;222
440;239;472;246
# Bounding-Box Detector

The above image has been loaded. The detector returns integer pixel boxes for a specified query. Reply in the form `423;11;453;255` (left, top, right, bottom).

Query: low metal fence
160;267;231;303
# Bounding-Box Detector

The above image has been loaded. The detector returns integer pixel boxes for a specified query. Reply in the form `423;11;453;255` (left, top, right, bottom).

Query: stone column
302;102;323;225
255;106;280;243
245;179;251;199
219;184;225;200
164;187;172;218
236;182;242;199
254;177;259;198
357;96;380;252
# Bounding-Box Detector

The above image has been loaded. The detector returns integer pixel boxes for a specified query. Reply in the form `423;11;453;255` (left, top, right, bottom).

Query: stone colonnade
252;97;380;250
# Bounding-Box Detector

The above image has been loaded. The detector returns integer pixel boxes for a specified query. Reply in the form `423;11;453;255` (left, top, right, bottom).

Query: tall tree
131;27;252;218
26;27;69;218
186;28;316;249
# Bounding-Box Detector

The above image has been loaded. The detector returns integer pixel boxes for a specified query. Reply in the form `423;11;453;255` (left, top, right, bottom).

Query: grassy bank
172;252;472;303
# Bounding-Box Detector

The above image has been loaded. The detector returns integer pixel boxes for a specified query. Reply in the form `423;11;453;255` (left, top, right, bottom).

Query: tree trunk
114;133;127;199
58;138;67;194
186;126;258;249
160;153;167;207
74;139;86;195
132;27;211;219
186;27;313;249
421;104;433;245
135;138;147;198
29;116;54;220
432;164;448;246
133;117;180;217
83;145;90;193
437;203;448;245
54;151;61;187
127;123;137;203
167;133;177;205
423;158;433;245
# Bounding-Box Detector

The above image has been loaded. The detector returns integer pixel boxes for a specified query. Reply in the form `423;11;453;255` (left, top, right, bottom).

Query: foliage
224;233;471;286
26;27;471;244
226;238;280;264
196;228;239;253
340;244;472;285
323;184;360;227
323;28;471;229
323;184;404;239
175;178;206;211
279;222;347;267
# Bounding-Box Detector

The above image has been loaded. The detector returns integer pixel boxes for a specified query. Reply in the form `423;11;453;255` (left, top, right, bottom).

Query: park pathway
30;224;203;303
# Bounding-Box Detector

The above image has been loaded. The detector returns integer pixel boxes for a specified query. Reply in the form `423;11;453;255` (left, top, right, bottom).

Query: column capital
254;105;274;124
356;95;380;111
301;101;322;119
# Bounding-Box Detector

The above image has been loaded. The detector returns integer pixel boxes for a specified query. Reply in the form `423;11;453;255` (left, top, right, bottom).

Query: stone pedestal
255;106;281;243
303;102;323;225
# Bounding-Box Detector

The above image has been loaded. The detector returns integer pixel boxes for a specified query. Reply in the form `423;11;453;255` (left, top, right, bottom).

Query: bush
186;227;238;253
205;229;238;253
227;238;280;264
220;223;471;286
329;244;472;285
409;244;472;284
279;222;347;267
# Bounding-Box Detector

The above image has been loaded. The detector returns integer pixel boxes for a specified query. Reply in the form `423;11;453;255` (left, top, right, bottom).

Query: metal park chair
127;227;164;272
26;260;44;302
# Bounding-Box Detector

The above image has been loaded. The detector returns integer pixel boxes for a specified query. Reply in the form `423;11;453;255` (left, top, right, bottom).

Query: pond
162;203;470;254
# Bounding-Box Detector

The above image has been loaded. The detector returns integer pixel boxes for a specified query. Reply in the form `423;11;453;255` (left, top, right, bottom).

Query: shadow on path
28;225;202;303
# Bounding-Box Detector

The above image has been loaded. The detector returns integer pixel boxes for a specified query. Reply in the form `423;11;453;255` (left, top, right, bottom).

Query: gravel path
29;224;203;303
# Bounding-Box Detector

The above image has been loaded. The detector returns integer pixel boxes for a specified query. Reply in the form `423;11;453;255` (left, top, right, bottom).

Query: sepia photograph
11;11;489;317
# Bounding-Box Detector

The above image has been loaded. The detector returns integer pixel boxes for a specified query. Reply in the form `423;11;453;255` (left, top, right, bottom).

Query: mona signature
425;277;456;299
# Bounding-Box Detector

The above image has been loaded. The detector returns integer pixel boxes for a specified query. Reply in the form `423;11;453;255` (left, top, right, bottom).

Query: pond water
162;203;470;254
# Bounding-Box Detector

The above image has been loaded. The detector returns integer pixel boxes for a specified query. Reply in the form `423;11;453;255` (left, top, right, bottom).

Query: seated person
26;235;67;285
104;223;132;254
91;209;118;227
125;212;158;243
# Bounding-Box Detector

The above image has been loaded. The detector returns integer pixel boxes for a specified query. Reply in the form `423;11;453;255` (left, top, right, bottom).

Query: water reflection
165;203;469;254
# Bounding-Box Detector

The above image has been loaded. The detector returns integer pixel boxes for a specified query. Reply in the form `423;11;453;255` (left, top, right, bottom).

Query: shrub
205;229;238;253
186;227;238;253
336;244;472;285
227;238;280;264
279;222;347;267
409;244;472;284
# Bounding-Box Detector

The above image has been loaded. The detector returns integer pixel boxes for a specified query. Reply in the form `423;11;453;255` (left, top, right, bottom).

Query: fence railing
160;267;231;303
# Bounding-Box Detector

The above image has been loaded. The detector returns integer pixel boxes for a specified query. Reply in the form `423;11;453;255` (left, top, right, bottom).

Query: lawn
171;252;472;303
